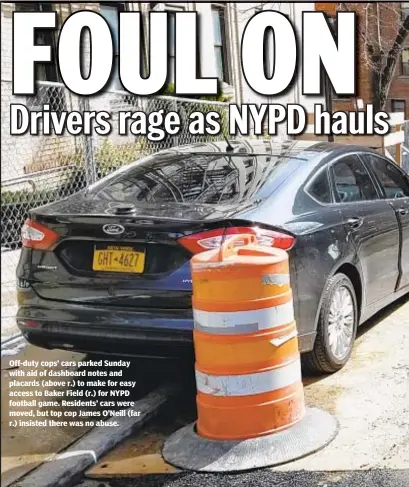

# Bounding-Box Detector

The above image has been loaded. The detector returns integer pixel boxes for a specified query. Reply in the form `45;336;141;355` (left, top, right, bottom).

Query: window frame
152;4;186;84
15;2;60;84
391;99;406;114
254;5;274;81
327;153;382;205
165;8;185;83
16;3;66;113
402;2;409;19
358;153;409;201
99;2;126;93
168;11;176;81
402;47;409;77
211;4;231;84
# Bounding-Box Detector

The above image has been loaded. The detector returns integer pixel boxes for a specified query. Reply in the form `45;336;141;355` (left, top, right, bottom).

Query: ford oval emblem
103;224;125;236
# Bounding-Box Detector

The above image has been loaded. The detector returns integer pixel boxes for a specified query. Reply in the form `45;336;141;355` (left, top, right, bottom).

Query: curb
1;333;22;347
12;382;179;487
1;334;26;357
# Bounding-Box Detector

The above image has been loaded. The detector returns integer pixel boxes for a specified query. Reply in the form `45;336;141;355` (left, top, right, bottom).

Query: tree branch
379;14;409;108
340;3;375;59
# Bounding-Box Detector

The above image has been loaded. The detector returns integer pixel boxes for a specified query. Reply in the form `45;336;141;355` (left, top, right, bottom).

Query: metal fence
1;80;232;248
1;79;231;338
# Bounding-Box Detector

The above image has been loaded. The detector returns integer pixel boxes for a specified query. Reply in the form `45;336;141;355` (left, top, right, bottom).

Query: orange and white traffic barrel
163;234;339;472
193;234;303;440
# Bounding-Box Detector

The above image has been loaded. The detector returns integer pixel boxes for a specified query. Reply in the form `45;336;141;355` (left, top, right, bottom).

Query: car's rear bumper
16;294;315;357
17;299;194;359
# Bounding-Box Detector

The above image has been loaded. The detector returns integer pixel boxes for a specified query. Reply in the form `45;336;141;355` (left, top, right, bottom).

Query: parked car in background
16;139;409;373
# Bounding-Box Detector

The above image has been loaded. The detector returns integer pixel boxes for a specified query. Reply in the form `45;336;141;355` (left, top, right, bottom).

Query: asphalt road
77;469;409;487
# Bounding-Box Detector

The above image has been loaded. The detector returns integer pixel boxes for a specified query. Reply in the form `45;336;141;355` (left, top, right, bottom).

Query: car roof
158;139;380;166
161;139;323;158
137;139;386;196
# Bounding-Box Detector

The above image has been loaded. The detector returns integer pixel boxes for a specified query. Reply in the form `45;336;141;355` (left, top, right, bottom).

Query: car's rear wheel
302;273;358;374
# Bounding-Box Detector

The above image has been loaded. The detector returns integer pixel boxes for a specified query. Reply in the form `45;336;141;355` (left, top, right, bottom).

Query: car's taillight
21;219;59;250
18;320;41;329
177;226;295;254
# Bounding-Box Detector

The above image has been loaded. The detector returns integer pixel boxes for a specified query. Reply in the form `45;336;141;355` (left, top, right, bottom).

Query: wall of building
227;2;324;138
315;2;374;112
315;2;409;118
1;2;97;179
382;2;409;119
1;3;13;82
1;1;328;179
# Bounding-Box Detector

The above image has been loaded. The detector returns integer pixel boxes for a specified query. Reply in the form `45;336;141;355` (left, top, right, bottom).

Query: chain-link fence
1;79;231;338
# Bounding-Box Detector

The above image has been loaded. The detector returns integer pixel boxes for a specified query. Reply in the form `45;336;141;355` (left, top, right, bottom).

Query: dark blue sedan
16;139;409;373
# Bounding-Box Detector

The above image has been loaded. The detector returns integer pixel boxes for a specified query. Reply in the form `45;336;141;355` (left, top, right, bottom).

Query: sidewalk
1;249;20;340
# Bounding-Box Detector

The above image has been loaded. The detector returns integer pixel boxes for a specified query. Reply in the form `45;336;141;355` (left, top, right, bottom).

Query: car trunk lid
27;196;260;308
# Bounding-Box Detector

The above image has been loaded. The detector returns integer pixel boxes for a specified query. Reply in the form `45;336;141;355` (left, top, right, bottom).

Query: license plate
92;245;145;273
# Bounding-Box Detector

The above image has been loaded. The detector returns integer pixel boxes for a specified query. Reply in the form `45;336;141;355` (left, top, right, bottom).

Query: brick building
316;2;409;118
386;2;409;117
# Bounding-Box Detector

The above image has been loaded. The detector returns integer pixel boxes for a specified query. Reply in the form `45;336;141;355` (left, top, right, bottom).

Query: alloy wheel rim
328;285;355;360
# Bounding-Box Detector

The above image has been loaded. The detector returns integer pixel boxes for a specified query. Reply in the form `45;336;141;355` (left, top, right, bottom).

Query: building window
253;5;272;79
100;3;125;92
16;3;64;112
391;99;406;113
160;5;185;85
15;3;59;83
211;5;230;83
148;4;185;85
402;48;409;76
168;11;176;84
402;2;409;19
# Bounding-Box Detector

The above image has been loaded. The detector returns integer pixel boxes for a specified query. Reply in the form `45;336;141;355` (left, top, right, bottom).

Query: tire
302;273;358;374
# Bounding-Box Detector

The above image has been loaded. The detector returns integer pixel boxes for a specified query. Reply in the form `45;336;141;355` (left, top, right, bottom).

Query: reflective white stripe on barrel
261;274;290;286
196;358;302;396
194;300;294;334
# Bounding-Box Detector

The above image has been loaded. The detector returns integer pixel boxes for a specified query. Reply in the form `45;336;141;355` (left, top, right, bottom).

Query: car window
332;156;378;203
90;152;310;205
307;169;332;204
364;154;409;199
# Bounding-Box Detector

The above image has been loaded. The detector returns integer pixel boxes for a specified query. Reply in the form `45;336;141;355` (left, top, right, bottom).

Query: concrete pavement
2;296;408;486
1;249;21;341
82;296;409;482
1;347;89;487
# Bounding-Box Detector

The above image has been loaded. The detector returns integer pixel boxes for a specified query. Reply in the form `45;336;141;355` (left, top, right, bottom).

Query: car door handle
398;207;409;216
347;217;363;229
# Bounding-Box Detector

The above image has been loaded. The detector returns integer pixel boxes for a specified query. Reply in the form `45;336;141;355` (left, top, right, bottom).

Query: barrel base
162;407;339;472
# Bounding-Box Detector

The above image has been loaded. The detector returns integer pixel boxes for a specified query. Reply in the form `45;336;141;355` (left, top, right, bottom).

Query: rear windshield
90;152;305;205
